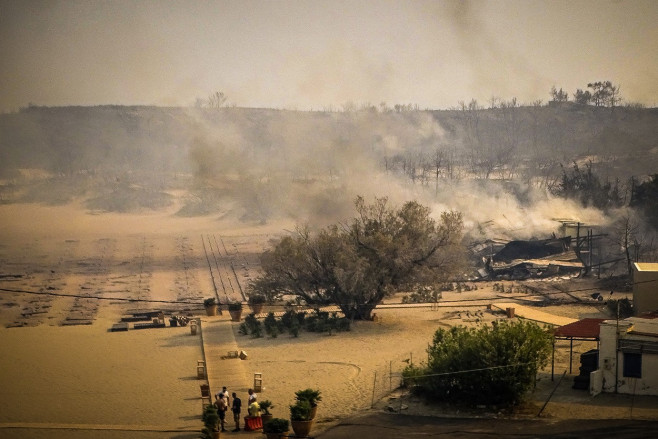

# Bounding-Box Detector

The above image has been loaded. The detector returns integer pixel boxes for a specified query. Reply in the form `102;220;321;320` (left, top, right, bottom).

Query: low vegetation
402;320;552;406
238;309;350;338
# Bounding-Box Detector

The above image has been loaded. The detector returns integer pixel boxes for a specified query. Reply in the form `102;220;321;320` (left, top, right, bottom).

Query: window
623;352;642;378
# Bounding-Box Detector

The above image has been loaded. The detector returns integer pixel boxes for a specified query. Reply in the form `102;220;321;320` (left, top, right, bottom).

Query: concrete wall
597;319;658;395
633;262;658;315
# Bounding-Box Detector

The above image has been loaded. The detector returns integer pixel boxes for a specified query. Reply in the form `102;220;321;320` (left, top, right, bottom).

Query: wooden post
389;361;392;391
569;338;573;374
551;338;555;381
371;371;377;408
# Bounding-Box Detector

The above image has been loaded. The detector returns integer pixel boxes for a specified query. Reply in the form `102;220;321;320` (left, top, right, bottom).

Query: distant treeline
2;104;656;180
1;104;657;225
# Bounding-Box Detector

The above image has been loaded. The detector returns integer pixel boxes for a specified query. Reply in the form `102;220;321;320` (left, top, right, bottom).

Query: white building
633;262;658;315
593;317;658;396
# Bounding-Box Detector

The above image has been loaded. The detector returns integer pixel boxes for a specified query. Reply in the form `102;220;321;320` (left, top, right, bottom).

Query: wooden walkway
199;315;253;403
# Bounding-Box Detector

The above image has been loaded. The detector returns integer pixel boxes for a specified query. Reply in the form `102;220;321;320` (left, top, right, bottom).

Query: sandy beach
1;203;657;439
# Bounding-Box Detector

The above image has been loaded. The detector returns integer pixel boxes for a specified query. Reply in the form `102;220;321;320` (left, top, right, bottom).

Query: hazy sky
1;0;656;112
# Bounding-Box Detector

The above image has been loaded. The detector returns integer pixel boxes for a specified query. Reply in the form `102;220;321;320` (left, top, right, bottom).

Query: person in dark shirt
231;392;242;432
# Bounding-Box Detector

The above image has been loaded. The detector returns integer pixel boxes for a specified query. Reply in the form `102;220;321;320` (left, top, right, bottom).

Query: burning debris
475;236;584;280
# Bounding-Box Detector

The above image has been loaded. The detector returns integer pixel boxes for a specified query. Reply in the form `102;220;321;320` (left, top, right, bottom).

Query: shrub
228;302;243;311
203;297;216;308
402;286;442;304
243;313;263;338
290;399;312;421
289;319;300;337
263;417;288;433
264;312;279;338
238;322;249;335
259;400;274;415
403;320;552;406
280;309;296;328
201;404;219;437
295;388;322;407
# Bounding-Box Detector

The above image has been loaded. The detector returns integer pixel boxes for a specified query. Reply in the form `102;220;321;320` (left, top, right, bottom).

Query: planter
229;309;242;322
205;305;218;317
261;413;273;424
309;405;318;420
212;430;221;439
290;420;313;438
249;303;264;314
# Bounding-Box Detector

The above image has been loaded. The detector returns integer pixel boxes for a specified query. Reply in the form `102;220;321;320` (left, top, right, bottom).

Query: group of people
213;387;259;432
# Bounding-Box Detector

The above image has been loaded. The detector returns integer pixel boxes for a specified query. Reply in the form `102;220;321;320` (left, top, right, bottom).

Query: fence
370;351;418;407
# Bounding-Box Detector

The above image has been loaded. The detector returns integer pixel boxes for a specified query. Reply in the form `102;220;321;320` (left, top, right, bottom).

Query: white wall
597;319;658;395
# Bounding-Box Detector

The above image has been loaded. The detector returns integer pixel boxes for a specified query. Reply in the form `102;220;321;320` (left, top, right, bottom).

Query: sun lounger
61;319;93;326
110;322;129;332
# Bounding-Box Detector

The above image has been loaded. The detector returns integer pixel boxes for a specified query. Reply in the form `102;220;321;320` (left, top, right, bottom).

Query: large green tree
248;196;464;320
403;320;552;406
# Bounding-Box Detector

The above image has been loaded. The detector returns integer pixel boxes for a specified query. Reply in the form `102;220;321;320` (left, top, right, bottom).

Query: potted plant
247;294;266;314
294;388;322;419
263;417;289;439
289;399;313;438
201;403;221;439
204;297;218;317
259;399;274;423
228;302;243;322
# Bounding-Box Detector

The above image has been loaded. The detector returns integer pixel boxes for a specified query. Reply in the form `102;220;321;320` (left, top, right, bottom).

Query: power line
401;361;537;379
0;278;655;308
0;287;200;306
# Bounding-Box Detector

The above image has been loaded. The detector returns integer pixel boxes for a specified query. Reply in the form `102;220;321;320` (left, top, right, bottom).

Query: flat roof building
633;263;658;315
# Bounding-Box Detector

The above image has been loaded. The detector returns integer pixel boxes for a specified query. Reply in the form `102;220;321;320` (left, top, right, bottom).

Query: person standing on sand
215;386;230;405
247;388;257;404
214;394;228;432
231;392;242;432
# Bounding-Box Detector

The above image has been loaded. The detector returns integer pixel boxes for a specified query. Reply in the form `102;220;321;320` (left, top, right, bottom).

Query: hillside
0;104;657;229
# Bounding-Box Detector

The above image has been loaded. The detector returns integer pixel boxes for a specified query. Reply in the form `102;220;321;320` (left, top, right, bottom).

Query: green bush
289;319;300;337
402;285;442;304
243;313;263;338
403;320;552;406
264;312;279;338
201;404;219;437
228;301;243;311
289;399;312;421
263;417;288;433
295;388;322;406
259;399;274;415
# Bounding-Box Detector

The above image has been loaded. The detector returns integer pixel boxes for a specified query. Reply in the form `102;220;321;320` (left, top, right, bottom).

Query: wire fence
370;351;419;407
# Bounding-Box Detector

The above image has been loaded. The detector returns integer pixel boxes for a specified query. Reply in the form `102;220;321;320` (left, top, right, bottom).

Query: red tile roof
554;318;607;339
